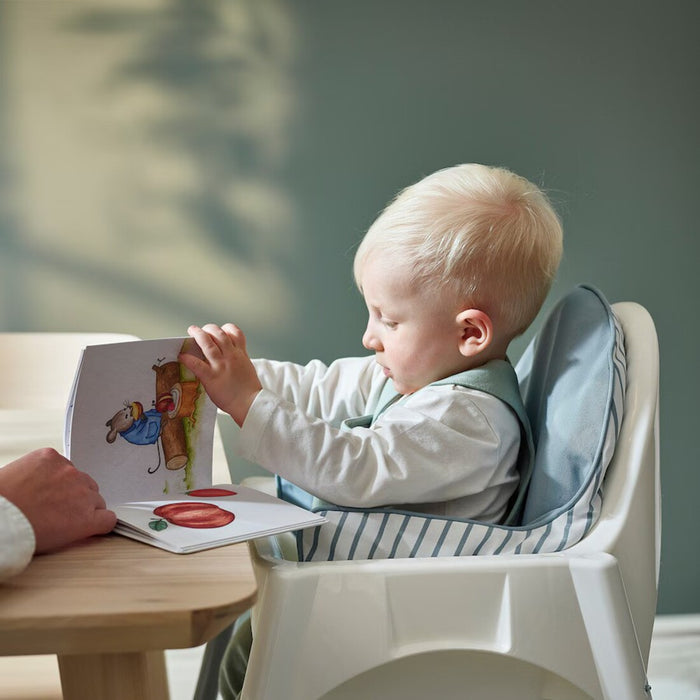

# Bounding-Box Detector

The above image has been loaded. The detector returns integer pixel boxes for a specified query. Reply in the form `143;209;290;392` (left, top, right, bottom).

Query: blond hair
353;163;563;337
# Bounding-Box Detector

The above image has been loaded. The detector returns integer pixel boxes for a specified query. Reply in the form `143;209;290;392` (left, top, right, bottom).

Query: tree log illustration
153;362;188;470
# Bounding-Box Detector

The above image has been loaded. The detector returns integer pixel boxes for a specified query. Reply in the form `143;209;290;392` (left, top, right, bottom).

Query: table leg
57;650;170;700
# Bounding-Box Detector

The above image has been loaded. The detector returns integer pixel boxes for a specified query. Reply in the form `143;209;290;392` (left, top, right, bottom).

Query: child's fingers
183;328;219;367
202;323;247;358
179;350;207;377
187;324;223;355
221;323;247;353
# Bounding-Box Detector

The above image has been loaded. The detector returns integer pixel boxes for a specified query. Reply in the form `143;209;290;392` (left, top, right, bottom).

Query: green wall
1;0;697;614
280;1;700;615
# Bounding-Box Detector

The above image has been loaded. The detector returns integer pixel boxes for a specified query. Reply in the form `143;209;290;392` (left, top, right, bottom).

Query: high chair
197;287;660;700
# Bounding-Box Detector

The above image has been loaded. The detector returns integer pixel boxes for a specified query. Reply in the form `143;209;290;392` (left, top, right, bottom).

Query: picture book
64;337;325;553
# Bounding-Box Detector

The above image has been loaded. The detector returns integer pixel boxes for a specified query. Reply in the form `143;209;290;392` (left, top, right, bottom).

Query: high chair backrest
516;285;625;526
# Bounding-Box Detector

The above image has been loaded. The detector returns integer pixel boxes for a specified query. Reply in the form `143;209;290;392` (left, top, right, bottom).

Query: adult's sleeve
0;495;35;582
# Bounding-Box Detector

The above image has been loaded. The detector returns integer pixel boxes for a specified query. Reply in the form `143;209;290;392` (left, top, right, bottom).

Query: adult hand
0;448;117;553
179;323;262;427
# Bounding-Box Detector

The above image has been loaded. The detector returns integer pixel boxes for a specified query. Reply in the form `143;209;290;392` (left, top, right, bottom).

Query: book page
66;338;216;506
113;484;326;554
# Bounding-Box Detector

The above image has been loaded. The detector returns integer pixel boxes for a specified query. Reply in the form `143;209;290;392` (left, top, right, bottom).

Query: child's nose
362;327;382;351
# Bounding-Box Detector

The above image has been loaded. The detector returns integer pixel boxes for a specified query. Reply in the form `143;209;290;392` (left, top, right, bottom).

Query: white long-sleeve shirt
0;495;35;582
238;356;520;522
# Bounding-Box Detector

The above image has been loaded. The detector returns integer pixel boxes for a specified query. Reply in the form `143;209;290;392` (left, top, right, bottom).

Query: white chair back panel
0;332;138;410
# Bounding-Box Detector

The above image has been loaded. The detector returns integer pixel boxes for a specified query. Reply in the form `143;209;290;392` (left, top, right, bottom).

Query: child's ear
456;309;494;357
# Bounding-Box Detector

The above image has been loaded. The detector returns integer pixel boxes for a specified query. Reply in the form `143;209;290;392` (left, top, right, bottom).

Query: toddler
180;162;563;699
181;163;562;523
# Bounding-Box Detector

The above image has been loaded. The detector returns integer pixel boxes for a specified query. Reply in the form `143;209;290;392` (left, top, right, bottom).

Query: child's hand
179;323;262;427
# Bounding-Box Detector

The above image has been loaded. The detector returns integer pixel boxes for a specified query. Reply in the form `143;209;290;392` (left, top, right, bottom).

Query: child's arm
179;323;263;427
239;384;520;518
252;356;381;425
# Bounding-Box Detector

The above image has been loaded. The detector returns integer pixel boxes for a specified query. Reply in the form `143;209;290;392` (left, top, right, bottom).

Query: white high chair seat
226;292;660;700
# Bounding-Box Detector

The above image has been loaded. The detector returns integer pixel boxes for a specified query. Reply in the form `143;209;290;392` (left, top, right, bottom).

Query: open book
64;337;325;553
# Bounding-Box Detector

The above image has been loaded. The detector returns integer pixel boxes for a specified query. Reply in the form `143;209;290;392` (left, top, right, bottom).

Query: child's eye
383;319;398;329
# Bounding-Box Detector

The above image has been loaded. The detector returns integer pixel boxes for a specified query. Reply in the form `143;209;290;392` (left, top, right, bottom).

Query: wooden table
0;399;257;699
0;533;257;700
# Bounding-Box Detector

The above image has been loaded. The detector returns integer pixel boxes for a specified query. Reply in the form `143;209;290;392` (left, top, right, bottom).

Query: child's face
359;256;465;395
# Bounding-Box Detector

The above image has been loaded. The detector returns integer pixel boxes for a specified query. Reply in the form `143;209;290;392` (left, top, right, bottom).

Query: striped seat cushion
294;286;625;562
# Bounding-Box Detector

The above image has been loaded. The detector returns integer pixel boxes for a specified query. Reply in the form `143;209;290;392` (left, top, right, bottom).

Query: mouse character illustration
104;358;202;474
105;401;161;446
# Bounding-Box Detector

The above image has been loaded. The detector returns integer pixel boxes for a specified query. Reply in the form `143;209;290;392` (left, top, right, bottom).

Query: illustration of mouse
105;401;161;446
104;361;202;474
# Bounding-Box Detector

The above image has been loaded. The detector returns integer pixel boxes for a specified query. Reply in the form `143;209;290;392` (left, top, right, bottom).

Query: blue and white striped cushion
295;286;626;562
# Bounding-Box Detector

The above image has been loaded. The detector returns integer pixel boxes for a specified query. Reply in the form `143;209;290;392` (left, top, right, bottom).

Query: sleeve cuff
0;495;36;580
237;389;280;463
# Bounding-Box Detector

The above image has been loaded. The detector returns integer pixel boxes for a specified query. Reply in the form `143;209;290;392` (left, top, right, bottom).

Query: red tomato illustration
153;502;235;528
186;488;237;498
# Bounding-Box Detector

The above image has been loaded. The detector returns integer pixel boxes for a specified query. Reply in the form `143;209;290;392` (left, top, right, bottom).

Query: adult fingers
80;471;101;492
73;469;108;503
89;488;109;511
92;507;118;535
